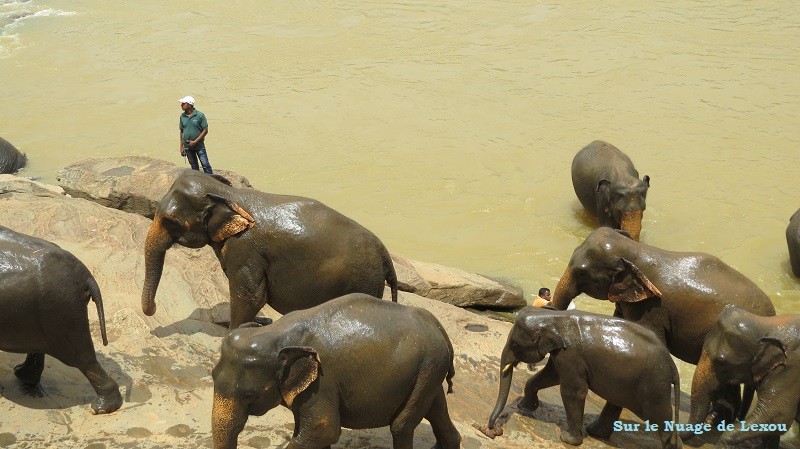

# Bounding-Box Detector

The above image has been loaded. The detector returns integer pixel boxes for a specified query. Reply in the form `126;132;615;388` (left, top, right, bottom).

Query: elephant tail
88;275;109;346
380;245;399;302
671;360;681;446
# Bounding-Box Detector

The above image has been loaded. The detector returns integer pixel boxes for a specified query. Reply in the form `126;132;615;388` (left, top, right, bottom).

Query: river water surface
2;1;799;320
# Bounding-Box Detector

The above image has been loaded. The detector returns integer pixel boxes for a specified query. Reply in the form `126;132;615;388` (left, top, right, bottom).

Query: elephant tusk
502;363;513;374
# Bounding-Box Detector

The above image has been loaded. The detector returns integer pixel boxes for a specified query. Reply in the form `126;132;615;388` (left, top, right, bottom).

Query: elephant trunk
551;268;579;310
141;216;172;316
685;349;716;440
619;210;643;241
212;391;248;449
488;355;515;429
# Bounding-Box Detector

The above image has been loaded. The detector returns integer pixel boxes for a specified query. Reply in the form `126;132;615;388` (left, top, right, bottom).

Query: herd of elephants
1;135;800;449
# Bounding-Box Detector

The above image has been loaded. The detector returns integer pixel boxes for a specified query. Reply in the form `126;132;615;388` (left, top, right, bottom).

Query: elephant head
141;171;255;316
551;227;662;310
488;309;565;428
596;175;649;241
211;326;321;449
687;307;789;429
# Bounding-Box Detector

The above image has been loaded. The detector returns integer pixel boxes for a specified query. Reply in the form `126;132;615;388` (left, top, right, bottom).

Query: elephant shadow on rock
0;351;132;411
150;304;250;339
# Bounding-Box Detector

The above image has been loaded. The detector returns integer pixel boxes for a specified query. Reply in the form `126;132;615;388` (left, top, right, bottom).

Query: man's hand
180;147;186;157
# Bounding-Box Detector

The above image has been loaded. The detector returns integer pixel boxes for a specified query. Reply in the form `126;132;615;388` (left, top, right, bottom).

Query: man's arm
179;131;186;156
189;127;208;147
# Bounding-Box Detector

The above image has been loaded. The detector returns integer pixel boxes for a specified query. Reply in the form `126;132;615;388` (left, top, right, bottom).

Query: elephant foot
515;396;539;417
90;388;123;415
14;362;42;386
586;418;613;439
560;428;585;446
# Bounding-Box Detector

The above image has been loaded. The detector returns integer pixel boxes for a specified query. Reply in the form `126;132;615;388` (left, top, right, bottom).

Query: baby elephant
485;307;680;448
0;226;122;414
211;293;461;449
687;306;800;448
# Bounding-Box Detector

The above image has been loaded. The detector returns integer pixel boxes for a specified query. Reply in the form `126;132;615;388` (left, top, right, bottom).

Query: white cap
178;96;195;105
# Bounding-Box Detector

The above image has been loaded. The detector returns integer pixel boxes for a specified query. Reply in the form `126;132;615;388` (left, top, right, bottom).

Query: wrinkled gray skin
0;136;26;174
486;307;681;448
551;228;776;425
786;208;800;277
142;170;398;329
687;307;800;448
0;225;122;414
572;140;650;241
211;293;461;449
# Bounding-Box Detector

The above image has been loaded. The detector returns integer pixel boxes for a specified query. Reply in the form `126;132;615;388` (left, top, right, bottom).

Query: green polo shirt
179;110;208;142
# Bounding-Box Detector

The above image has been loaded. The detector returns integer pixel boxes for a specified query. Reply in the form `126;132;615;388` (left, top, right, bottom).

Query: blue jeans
185;143;213;174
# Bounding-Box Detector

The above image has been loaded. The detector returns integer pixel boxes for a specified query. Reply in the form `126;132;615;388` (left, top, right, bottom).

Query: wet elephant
483;307;680;448
141;170;398;329
0;136;26;174
550;227;776;423
0;225;122;414
572;140;650;241
786;207;800;277
686;307;800;448
211;293;461;449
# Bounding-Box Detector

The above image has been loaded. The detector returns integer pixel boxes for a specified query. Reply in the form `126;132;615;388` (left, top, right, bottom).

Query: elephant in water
141;170;398;329
786;207;800;277
0;136;26;174
550;227;776;424
572;140;649;241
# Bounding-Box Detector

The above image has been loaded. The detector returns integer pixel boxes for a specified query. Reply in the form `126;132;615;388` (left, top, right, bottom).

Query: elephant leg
390;379;440;449
228;272;270;329
14;353;45;386
424;388;461;449
78;359;123;414
284;402;341;449
587;402;622;439
519;357;559;416
559;375;589;446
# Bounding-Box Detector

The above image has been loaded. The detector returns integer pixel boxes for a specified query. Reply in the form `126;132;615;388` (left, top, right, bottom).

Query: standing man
178;95;213;174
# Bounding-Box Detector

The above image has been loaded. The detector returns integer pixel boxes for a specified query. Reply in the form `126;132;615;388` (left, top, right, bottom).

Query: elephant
550;227;776;425
572;140;650;241
686;307;800;448
786;207;800;277
0;136;26;174
482;307;681;448
0;225;122;414
211;293;461;449
141;170;399;329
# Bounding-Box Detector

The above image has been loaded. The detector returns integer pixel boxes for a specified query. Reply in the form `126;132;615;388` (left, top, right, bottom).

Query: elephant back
571;140;638;212
0;136;26;174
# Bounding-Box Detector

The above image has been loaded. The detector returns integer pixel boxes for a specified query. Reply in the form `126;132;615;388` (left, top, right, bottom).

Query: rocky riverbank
0;160;733;448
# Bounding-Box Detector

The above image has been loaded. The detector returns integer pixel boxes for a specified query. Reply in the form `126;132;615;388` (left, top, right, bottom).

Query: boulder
0;175;681;448
55;156;251;218
403;259;526;310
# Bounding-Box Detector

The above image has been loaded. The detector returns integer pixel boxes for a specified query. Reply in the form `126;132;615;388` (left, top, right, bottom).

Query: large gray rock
0;175;684;449
56;156;251;218
399;258;526;310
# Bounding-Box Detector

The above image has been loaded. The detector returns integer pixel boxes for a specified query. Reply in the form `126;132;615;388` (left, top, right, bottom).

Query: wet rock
0;136;26;174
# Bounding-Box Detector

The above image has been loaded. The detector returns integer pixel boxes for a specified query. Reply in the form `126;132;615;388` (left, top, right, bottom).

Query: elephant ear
278;346;321;407
205;194;256;242
595;179;612;216
608;258;663;303
525;320;566;354
752;337;787;384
